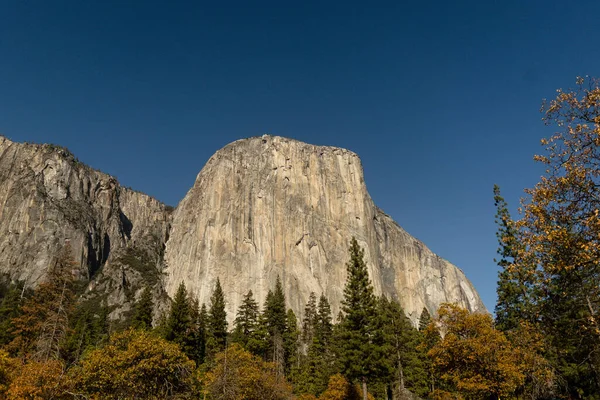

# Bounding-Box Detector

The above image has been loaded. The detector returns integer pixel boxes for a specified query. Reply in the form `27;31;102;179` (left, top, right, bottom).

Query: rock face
0;134;485;325
165;135;485;324
0;136;171;318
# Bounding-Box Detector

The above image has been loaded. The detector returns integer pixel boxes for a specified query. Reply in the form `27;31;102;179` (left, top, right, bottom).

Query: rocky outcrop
0;136;171;318
164;135;485;324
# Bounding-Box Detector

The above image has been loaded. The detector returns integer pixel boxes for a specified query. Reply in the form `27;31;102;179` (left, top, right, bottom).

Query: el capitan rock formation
164;135;485;323
0;134;485;324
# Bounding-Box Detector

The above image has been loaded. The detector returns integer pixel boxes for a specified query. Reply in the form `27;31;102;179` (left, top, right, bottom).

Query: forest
0;77;599;399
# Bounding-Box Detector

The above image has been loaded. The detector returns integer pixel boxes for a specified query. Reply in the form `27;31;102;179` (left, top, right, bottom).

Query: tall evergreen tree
283;309;299;376
63;299;110;364
418;307;431;332
232;290;259;348
377;297;428;398
264;276;287;337
263;276;287;370
132;286;153;330
165;282;192;348
493;184;534;331
315;294;333;346
302;292;318;346
206;278;228;361
296;293;336;397
296;333;331;396
337;237;379;400
195;303;208;365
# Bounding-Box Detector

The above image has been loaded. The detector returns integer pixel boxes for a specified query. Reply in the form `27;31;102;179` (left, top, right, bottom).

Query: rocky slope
164;135;485;324
0;136;171;319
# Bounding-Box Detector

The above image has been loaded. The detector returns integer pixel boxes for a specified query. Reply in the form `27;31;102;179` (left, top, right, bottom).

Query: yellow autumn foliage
72;328;195;399
7;358;70;400
425;304;524;399
203;343;293;400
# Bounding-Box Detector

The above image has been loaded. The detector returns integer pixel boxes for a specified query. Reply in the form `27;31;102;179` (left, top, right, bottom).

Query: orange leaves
73;329;195;399
202;343;293;400
0;350;19;397
425;304;525;399
6;359;69;400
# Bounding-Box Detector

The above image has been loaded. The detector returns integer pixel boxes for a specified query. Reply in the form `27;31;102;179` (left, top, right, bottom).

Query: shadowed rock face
165;135;485;324
0;134;485;325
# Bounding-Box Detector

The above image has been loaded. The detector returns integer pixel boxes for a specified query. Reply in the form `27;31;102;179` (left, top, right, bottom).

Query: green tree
232;290;260;349
377;297;428;398
337;237;379;400
62;298;110;364
206;278;228;361
263;276;287;371
165;282;193;354
302;292;318;346
195;302;208;365
493;184;535;332
316;294;333;346
132;286;153;330
283;309;299;376
418;307;431;332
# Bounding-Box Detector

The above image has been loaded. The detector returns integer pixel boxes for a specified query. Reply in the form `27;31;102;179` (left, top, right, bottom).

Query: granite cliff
0;134;485;325
164;135;485;324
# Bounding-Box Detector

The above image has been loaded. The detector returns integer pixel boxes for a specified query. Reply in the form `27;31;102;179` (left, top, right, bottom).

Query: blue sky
1;1;599;312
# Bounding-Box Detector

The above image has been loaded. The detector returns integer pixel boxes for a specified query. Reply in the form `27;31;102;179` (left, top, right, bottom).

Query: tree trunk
362;376;368;400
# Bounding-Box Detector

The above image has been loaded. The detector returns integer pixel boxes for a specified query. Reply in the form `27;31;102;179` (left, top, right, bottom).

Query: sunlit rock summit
164;135;485;323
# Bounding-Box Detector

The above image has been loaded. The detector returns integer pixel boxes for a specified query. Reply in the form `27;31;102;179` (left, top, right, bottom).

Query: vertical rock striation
165;135;485;324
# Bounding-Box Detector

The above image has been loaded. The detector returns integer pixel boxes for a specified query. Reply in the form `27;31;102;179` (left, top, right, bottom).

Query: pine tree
264;276;287;337
337;237;378;400
296;294;336;397
132;286;153;330
493;184;534;332
165;282;192;348
377;297;428;398
195;303;208;365
302;292;318;346
206;278;228;361
232;290;259;349
283;309;299;376
296;333;331;396
418;307;431;332
63;299;110;364
315;294;333;346
263;276;287;371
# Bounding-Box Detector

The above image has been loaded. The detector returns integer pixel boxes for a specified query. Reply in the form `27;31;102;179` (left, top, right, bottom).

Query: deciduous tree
510;76;600;395
424;303;524;399
203;343;293;400
73;328;195;399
